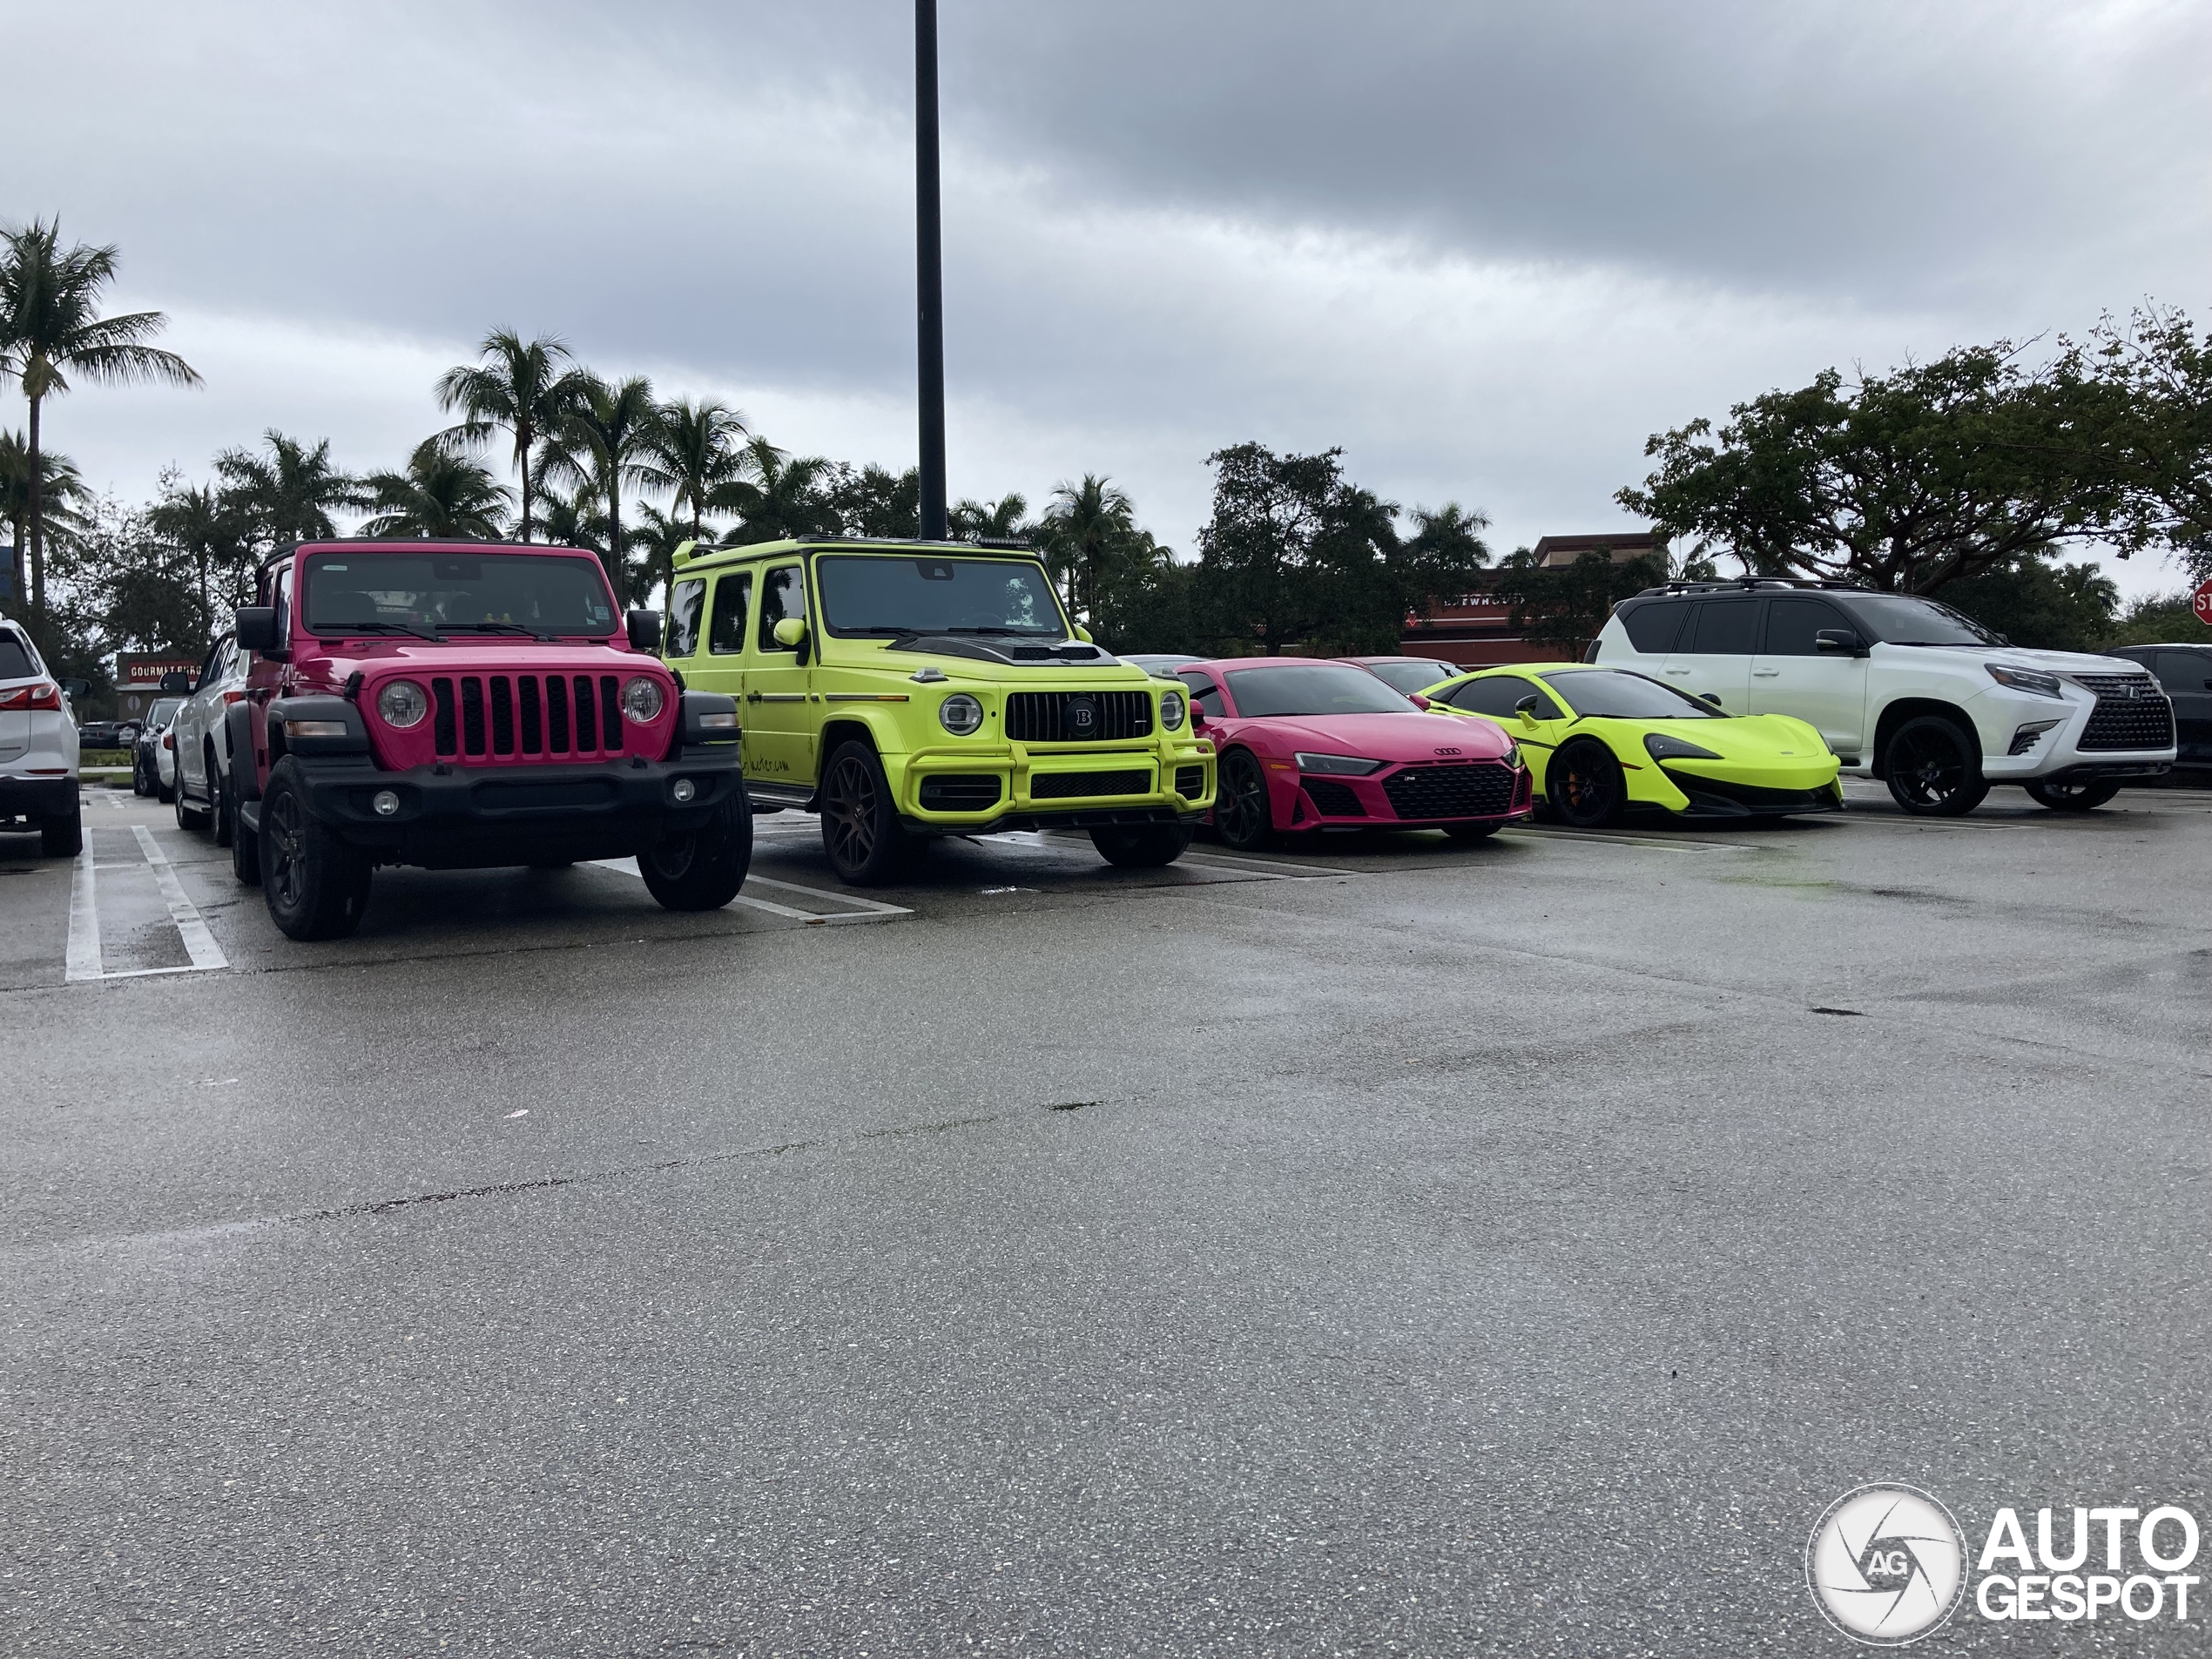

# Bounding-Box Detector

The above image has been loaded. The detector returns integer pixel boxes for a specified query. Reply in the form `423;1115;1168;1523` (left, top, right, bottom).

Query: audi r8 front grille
2073;673;2174;752
430;674;634;760
1032;768;1151;799
1300;778;1366;817
1381;763;1517;819
1004;691;1152;743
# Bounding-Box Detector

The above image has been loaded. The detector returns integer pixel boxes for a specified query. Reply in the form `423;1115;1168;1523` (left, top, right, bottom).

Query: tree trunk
6;510;23;614
26;392;44;617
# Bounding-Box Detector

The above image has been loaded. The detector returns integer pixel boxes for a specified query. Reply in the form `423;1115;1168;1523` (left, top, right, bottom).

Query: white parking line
1175;850;1365;880
586;860;913;926
65;826;231;984
131;825;229;971
64;842;102;982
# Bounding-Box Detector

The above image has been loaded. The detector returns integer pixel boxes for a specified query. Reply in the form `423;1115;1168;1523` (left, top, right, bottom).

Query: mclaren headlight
1644;732;1723;761
1295;752;1386;775
939;692;985;736
1159;690;1186;731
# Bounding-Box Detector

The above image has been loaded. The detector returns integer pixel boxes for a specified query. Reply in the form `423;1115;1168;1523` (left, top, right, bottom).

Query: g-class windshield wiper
435;621;562;641
318;620;444;643
948;625;1059;637
840;625;921;637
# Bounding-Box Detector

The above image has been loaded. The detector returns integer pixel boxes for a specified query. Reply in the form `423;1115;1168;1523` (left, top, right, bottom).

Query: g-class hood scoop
886;635;1116;666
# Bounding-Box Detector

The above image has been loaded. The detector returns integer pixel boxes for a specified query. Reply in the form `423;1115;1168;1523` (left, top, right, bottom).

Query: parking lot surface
5;781;2209;1655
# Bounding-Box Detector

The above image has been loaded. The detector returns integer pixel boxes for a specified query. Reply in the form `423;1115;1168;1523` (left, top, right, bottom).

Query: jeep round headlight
939;692;984;736
621;676;665;724
376;679;429;729
1159;690;1186;731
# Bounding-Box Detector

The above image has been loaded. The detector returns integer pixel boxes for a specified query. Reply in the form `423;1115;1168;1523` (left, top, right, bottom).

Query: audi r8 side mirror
627;609;664;653
772;617;808;650
1814;629;1866;657
1408;692;1433;710
1190;705;1208;732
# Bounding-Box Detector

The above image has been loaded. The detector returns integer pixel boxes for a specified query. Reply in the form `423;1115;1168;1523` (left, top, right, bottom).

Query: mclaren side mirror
1514;695;1542;727
1700;692;1724;707
772;617;808;650
1815;629;1867;657
627;609;664;653
234;606;280;655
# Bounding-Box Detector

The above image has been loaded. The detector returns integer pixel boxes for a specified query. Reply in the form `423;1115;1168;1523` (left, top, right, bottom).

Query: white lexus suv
0;617;84;855
1588;579;2176;815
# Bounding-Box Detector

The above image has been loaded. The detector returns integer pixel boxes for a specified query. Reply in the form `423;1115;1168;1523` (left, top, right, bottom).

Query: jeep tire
640;798;753;911
820;739;916;887
2024;778;2121;812
260;758;371;941
1885;716;1988;817
228;756;260;887
40;795;82;859
1090;823;1192;868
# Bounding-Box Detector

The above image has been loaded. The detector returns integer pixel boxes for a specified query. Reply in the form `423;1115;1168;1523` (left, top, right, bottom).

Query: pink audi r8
1171;658;1534;850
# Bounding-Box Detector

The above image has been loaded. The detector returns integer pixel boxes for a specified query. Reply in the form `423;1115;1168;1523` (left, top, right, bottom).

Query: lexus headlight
1986;664;2064;699
375;678;429;729
1295;752;1386;775
1644;732;1723;761
939;692;985;735
1159;690;1185;731
621;677;665;724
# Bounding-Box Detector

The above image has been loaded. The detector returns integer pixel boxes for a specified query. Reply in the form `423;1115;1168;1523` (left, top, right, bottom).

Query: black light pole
915;0;948;542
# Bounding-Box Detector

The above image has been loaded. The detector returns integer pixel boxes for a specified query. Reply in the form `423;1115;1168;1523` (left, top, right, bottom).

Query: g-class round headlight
376;679;429;729
621;677;665;724
1159;690;1186;731
939;692;984;736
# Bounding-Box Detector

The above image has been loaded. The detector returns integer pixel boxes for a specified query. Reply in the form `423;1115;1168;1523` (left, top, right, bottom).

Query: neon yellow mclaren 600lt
1420;663;1844;827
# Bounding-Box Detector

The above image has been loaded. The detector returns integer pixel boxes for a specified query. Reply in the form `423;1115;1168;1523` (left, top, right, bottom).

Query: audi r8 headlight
621;677;665;724
1159;690;1186;731
1501;741;1521;768
1986;663;2064;699
376;678;429;729
1644;732;1723;761
1295;752;1386;775
939;692;985;735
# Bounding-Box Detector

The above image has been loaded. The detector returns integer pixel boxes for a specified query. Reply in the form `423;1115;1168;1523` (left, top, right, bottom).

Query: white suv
1589;580;2176;815
0;618;83;855
171;631;252;846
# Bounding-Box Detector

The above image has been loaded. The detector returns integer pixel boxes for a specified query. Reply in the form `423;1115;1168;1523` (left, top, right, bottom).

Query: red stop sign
2196;578;2212;627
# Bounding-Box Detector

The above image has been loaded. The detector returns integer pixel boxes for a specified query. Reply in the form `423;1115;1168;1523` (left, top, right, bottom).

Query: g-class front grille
1174;764;1207;798
919;775;1002;811
1004;691;1152;743
1032;769;1151;799
431;674;635;760
2073;673;2174;752
1382;763;1517;819
1300;778;1366;817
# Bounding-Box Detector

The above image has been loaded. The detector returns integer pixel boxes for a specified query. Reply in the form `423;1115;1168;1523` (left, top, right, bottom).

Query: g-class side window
1622;599;1689;655
666;577;706;658
759;564;806;651
709;571;752;655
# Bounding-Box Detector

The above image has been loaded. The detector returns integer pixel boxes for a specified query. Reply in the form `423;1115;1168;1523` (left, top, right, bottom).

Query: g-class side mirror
772;617;808;649
235;606;281;654
1815;629;1866;657
627;609;664;653
1073;624;1095;644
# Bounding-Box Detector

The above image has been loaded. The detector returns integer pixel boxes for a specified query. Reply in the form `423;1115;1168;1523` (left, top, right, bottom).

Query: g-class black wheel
1550;740;1626;829
1213;751;1273;851
2023;778;2121;812
819;740;915;887
1090;823;1193;868
1885;717;1989;817
260;759;370;941
641;797;754;911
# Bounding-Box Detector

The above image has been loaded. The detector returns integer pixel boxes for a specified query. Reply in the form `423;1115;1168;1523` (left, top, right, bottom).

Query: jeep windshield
300;551;619;638
1833;594;1999;647
816;555;1066;637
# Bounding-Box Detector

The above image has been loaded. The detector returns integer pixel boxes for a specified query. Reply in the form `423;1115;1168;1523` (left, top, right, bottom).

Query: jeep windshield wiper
435;621;562;641
316;620;444;643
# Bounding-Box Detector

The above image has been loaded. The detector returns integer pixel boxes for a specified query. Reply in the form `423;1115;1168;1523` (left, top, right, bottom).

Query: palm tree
434;330;580;543
1040;475;1135;620
358;441;513;539
0;431;91;615
543;374;657;604
726;436;838;543
635;395;750;598
214;430;358;546
0;219;200;615
145;477;252;644
950;492;1031;542
537;482;609;559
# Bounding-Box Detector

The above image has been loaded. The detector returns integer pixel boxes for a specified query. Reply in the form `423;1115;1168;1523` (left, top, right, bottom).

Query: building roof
1532;531;1663;566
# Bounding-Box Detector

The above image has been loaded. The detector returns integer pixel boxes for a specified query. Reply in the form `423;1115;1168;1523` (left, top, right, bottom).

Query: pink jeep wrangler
226;540;748;940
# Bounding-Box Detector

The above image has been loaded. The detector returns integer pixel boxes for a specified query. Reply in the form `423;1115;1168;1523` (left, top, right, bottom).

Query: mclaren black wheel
1213;751;1274;851
1549;740;1626;829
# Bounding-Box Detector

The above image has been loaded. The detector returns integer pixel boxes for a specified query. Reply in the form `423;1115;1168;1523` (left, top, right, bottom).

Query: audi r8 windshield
1222;663;1415;717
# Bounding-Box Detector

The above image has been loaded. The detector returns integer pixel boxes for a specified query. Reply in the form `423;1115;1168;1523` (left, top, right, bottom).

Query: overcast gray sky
7;0;2209;594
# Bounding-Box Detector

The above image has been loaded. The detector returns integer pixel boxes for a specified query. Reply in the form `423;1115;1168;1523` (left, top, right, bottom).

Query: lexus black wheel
1885;717;1989;817
1550;740;1626;829
1213;751;1274;851
2023;778;2121;812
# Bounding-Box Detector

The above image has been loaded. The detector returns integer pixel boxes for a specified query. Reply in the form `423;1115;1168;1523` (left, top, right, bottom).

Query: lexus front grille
2072;673;2174;752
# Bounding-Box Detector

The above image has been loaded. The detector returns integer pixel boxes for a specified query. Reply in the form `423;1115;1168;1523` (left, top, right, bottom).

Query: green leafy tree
0;431;91;617
728;438;840;542
1492;546;1670;656
543;374;657;604
822;462;919;539
2104;590;2207;645
0;219;199;617
1939;555;2121;653
1036;475;1133;621
537;482;608;558
950;491;1032;542
635;395;751;601
1619;343;2122;594
2087;307;2212;582
434;331;581;543
358;441;513;539
214;430;358;549
145;471;253;647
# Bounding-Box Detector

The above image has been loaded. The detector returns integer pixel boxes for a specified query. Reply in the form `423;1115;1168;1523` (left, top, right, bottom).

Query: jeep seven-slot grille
1004;691;1152;743
1032;769;1151;799
429;674;632;759
2073;672;2175;752
1382;763;1517;819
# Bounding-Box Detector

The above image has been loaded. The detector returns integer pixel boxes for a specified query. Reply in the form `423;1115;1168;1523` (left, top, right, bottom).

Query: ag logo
1064;696;1098;736
1807;1486;1967;1645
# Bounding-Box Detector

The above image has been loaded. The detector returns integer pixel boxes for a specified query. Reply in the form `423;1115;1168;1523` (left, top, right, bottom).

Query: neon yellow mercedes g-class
659;537;1216;883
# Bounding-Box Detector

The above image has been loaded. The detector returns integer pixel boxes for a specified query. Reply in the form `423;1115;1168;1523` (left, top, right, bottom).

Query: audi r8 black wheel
2023;778;2121;812
1885;717;1988;817
1213;750;1274;851
1443;821;1502;843
820;739;917;887
641;798;753;911
260;759;371;941
1549;740;1626;829
1089;823;1193;867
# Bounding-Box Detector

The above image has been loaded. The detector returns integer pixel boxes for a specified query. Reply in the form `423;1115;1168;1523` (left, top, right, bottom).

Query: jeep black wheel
211;752;234;848
1213;751;1273;851
2023;778;2121;812
641;797;754;911
228;758;260;887
1090;823;1193;868
260;759;370;941
1550;740;1626;829
1885;717;1988;817
819;740;914;886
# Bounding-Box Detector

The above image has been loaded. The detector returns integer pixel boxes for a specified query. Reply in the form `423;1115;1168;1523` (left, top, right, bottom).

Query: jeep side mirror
1408;692;1433;710
235;607;280;654
772;617;808;650
1815;629;1865;657
627;609;664;653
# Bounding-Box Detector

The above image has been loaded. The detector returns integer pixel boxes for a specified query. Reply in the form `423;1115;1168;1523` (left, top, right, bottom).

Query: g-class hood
884;634;1120;668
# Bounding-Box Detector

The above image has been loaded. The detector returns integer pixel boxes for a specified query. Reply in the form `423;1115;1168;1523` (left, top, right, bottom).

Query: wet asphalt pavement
4;779;2209;1656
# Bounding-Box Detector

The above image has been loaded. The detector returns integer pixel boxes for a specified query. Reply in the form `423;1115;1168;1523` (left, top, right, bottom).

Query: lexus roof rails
1634;577;1871;597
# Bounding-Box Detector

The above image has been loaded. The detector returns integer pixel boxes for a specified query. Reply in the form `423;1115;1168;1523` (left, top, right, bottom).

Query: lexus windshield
300;551;618;637
1541;669;1726;718
1835;594;2000;646
1222;664;1416;717
817;555;1066;637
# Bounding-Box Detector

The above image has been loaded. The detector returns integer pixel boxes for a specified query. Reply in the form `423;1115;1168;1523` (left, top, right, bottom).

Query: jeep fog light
371;789;401;818
672;779;697;803
1160;690;1185;731
939;692;984;735
377;678;429;728
621;677;664;724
